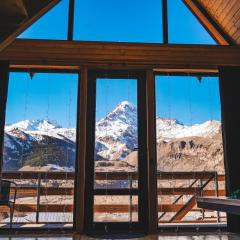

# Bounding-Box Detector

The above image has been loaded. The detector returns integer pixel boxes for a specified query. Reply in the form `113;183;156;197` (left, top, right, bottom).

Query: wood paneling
0;39;240;70
197;0;240;44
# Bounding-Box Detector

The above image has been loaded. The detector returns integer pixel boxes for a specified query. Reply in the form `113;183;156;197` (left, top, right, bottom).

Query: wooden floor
0;233;239;240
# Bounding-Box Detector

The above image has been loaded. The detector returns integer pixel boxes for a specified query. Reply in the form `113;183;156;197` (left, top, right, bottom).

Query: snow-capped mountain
156;118;221;141
3;101;222;170
6;119;76;142
95;101;137;160
6;119;61;132
4;120;76;170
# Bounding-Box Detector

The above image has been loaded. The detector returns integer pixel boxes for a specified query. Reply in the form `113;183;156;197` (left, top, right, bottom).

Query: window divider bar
68;0;75;41
162;0;169;44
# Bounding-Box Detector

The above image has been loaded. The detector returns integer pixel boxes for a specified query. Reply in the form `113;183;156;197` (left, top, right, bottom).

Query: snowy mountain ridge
6;119;76;142
4;101;221;168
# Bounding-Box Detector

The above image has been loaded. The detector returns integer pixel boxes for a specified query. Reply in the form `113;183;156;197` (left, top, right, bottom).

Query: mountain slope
4;120;76;170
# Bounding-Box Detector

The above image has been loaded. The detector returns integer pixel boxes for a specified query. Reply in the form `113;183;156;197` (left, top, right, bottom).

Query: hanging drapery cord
168;75;177;227
92;74;99;231
167;74;176;225
191;75;201;232
207;78;221;226
104;71;109;233
156;77;163;226
187;75;197;230
63;76;73;224
92;80;96;231
44;73;51;229
17;73;30;226
127;70;133;232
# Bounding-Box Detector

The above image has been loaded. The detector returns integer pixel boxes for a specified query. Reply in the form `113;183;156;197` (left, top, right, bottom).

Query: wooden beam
138;71;149;233
162;0;169;44
67;0;75;41
6;186;225;198
154;68;218;74
0;204;185;214
93;188;138;196
0;61;9;179
0;40;240;70
0;0;60;52
183;0;234;45
74;67;88;234
10;65;81;72
7;186;225;198
169;196;196;222
1;170;222;180
146;70;158;234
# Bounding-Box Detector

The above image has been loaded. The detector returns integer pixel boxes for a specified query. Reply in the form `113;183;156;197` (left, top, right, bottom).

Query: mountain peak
112;101;136;112
156;117;184;126
117;101;135;109
6;119;61;132
103;101;136;122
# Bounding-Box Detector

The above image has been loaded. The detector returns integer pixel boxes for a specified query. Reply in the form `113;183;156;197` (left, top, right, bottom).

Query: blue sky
6;73;78;127
155;76;221;125
6;0;221;127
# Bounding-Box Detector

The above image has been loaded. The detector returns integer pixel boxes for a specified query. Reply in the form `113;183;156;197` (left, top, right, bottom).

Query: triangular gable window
168;0;216;44
17;0;217;44
74;0;163;43
18;0;68;40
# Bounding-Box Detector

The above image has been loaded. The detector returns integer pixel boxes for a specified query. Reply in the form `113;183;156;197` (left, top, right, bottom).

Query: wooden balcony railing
0;171;226;225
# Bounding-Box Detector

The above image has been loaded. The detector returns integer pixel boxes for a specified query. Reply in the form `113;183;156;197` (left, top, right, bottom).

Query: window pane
168;0;216;44
93;79;139;224
74;0;163;43
155;76;226;227
3;72;78;226
18;0;68;40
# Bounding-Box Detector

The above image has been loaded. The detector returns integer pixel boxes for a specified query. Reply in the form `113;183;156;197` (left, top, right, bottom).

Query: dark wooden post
162;0;168;44
0;61;9;178
146;70;158;234
74;67;88;233
67;0;75;41
219;66;240;233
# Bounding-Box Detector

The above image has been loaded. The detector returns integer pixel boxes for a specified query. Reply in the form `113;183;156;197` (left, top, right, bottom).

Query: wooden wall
198;0;240;44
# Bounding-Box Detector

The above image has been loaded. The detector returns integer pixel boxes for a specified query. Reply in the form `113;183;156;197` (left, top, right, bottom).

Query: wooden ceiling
0;0;60;52
186;0;240;45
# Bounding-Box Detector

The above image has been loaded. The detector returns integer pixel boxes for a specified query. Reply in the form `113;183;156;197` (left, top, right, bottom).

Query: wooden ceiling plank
198;0;240;44
214;0;229;19
221;0;239;26
234;8;240;20
228;25;239;37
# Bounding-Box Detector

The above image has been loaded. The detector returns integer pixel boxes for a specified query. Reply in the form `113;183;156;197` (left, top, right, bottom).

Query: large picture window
155;75;226;228
2;72;78;227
